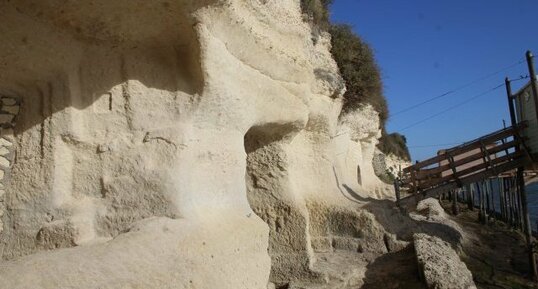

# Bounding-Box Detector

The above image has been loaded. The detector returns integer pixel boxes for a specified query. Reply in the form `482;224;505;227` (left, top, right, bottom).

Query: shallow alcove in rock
0;0;206;260
244;123;321;284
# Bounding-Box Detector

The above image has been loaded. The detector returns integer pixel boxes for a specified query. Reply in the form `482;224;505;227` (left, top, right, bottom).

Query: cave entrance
244;123;313;284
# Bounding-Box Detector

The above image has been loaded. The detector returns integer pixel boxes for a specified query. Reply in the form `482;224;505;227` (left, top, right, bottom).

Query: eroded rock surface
0;1;412;288
414;233;477;289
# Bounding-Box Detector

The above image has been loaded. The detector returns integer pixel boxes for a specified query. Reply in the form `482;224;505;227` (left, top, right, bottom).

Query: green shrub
300;0;333;28
329;24;388;124
377;133;411;161
378;169;397;185
300;1;409;161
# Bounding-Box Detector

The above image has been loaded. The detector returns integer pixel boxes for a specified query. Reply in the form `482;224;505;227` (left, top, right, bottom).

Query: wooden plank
403;123;526;173
420;138;521;177
415;151;523;191
480;139;493;170
406;152;517;192
400;137;524;187
400;141;521;188
448;153;462;186
399;156;530;208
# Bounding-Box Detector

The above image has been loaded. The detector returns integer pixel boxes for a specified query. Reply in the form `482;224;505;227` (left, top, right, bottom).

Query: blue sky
330;0;538;161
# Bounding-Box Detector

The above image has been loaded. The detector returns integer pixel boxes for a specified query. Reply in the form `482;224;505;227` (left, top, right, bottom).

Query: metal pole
526;51;538;124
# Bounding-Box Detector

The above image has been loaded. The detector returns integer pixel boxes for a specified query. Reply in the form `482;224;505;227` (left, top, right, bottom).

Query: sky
330;0;538;162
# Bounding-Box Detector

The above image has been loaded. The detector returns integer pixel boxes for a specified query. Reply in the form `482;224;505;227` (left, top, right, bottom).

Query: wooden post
394;179;401;208
517;167;538;281
504;178;509;222
452;189;459;215
476;183;484;223
488;179;496;221
483;182;489;224
500;177;506;221
469;186;476;211
505;77;517;127
526;51;538;124
466;184;473;210
508;177;514;227
503;178;510;224
510;179;516;228
516;180;525;231
508;177;514;225
484;179;491;218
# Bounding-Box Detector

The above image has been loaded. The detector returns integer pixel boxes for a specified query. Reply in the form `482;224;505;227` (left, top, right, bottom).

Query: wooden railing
396;122;533;207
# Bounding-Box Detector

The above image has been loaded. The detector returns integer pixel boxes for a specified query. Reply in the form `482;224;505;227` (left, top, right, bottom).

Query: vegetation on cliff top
329;24;388;122
301;0;410;161
377;133;411;161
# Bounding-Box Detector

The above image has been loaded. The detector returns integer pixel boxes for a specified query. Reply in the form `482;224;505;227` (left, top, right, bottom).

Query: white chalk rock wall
335;105;396;199
0;1;399;288
0;95;19;234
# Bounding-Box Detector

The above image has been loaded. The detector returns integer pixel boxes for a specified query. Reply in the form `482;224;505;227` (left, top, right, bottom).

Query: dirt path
445;203;538;289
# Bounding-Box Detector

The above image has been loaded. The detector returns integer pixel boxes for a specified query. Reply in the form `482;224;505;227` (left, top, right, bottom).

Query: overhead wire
389;58;526;118
397;82;506;132
407;142;465;148
397;74;530;132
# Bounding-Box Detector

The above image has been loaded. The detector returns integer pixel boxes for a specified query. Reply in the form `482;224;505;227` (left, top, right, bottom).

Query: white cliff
0;1;413;288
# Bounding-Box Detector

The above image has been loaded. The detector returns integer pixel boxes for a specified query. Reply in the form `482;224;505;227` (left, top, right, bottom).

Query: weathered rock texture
0;1;411;288
414;233;477;289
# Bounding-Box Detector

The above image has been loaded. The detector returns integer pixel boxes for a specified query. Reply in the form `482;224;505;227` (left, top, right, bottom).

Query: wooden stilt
466;184;473;210
507;178;514;227
484;180;491;218
471;183;476;211
489;179;496;221
477;183;484;224
452;189;459;215
500;177;506;221
518;165;537;280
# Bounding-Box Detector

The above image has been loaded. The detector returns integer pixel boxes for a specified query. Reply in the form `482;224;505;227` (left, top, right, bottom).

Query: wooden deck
396;121;534;207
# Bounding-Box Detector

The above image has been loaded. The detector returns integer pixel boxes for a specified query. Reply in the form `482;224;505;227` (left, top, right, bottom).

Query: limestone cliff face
0;1;399;288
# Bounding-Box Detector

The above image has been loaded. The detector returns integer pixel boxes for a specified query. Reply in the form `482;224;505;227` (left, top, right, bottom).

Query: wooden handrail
398;156;531;207
414;151;523;191
399;138;521;185
403;122;527;173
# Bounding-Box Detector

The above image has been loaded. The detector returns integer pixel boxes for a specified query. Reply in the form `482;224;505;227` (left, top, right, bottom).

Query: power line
408;142;465;148
509;74;530;82
398;82;506;132
398;74;529;133
390;58;526;118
